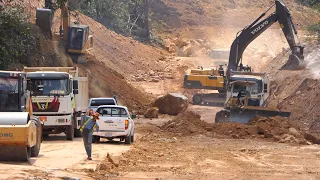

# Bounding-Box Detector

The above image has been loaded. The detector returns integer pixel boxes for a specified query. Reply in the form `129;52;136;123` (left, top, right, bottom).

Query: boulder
153;93;188;115
144;107;159;118
304;132;320;144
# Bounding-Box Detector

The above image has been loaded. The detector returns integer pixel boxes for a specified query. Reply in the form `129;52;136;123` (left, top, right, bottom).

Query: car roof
89;97;115;100
96;105;127;109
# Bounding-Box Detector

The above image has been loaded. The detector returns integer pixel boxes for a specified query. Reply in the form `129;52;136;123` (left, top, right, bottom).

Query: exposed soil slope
262;45;320;132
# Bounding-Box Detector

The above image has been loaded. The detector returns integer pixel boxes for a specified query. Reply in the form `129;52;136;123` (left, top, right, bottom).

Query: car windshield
90;99;115;107
0;77;19;111
97;107;128;117
28;79;69;96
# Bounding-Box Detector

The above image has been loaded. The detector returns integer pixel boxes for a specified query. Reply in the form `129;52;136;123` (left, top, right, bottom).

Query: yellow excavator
36;0;93;63
184;0;304;107
0;71;42;161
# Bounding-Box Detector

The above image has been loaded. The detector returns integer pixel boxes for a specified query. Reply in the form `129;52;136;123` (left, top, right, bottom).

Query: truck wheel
31;118;41;157
74;128;82;137
92;136;100;143
125;134;132;144
66;125;74;140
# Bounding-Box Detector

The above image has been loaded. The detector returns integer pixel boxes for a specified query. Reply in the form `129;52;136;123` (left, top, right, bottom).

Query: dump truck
0;71;42;161
183;0;304;106
23;67;89;140
36;0;93;63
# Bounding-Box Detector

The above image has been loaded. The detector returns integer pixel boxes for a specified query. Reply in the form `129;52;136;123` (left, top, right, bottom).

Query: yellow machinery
0;71;42;161
183;65;227;106
35;0;93;63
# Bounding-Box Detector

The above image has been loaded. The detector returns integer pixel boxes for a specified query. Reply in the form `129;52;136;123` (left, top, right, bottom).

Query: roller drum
0;145;31;161
0;112;30;125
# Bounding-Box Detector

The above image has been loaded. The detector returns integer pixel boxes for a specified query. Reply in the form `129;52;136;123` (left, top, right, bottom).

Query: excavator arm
227;0;304;78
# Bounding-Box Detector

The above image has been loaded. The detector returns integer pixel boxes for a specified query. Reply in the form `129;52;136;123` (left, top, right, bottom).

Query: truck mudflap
230;107;291;124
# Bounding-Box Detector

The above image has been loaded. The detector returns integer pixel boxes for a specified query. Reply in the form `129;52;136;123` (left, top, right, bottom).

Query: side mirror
131;114;136;119
73;89;79;94
73;80;78;90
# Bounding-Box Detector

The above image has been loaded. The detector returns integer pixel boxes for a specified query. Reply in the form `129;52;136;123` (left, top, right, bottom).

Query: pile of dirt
212;116;313;144
78;58;152;113
160;111;213;135
261;45;320;132
153;93;189;115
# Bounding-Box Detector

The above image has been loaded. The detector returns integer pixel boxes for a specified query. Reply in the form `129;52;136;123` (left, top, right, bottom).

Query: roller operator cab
0;71;42;162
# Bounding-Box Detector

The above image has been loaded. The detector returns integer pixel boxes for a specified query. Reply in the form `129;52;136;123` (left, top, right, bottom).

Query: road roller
0;71;42;161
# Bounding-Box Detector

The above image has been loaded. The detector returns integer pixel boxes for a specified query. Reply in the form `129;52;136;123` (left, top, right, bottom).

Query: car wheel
125;134;132;144
92;136;100;143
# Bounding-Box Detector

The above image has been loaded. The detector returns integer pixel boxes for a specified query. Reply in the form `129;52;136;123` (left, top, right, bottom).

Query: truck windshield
0;78;19;111
28;79;70;96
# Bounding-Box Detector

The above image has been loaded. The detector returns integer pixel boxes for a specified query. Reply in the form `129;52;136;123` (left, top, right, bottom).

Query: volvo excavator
36;0;93;63
0;71;42;161
184;0;304;108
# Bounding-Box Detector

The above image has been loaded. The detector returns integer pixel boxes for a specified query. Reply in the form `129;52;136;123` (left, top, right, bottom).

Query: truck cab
24;67;89;140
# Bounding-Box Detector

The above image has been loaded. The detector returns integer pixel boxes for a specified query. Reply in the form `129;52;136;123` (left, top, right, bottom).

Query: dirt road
0;135;132;180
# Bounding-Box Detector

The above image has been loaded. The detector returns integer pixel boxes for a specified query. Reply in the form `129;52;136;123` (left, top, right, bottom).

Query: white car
92;105;136;144
88;97;118;113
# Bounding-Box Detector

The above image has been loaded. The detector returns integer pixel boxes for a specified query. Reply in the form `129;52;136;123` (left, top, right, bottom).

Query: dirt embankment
160;111;318;145
262;45;320;132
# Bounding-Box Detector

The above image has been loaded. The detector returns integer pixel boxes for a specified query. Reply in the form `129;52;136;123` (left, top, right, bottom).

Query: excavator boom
227;0;304;78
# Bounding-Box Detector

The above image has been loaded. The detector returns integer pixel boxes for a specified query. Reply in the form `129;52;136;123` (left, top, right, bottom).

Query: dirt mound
144;107;159;118
78;57;152;113
161;111;213;135
262;45;320;132
153;93;188;115
213;116;310;144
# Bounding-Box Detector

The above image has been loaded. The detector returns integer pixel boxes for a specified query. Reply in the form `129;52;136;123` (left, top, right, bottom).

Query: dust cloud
305;47;320;79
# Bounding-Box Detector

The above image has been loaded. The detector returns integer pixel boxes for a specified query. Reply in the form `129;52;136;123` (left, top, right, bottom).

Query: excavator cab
67;25;93;63
0;71;42;161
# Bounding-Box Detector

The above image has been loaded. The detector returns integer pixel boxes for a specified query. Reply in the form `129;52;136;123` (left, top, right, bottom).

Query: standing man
80;112;100;160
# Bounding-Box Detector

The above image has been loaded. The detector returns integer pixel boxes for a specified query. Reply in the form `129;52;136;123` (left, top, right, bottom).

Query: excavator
0;71;42;161
184;0;304;108
36;0;93;63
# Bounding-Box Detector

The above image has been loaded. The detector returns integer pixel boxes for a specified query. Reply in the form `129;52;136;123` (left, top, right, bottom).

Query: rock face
153;93;188;115
144;107;159;118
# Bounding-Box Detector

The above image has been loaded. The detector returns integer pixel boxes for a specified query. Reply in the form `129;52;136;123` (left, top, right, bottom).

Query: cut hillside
263;44;320;132
151;0;320;70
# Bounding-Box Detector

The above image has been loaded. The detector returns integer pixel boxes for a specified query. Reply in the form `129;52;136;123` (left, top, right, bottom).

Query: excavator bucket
230;108;291;124
36;8;54;39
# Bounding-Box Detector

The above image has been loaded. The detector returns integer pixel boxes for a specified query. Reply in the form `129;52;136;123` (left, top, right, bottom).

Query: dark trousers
82;129;93;158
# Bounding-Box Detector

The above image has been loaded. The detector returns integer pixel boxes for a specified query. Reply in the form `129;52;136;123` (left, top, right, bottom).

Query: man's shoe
87;157;92;160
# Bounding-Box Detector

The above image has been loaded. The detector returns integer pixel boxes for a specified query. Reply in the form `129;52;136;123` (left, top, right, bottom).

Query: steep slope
151;0;319;70
263;44;320;132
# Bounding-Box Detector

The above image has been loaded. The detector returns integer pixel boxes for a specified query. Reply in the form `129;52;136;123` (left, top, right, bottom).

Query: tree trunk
144;0;150;41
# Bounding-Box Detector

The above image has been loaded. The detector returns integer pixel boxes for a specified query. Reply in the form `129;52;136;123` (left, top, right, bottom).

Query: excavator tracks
192;93;226;107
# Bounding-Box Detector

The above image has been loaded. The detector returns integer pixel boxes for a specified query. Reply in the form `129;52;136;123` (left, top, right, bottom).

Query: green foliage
0;6;38;70
78;0;149;39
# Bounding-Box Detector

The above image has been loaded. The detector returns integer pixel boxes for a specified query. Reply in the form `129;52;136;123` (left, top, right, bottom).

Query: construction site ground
1;112;320;180
1;0;320;179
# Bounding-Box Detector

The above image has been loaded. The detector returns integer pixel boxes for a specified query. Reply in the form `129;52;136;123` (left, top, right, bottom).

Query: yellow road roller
0;71;42;161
